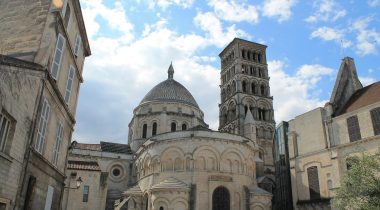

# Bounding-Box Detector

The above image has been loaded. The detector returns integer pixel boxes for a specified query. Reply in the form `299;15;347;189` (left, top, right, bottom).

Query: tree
333;153;380;210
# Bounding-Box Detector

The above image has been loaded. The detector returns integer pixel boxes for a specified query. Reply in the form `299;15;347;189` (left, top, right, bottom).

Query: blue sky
74;0;380;143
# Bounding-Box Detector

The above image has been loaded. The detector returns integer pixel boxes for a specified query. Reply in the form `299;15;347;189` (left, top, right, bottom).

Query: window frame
35;99;51;154
52;122;64;166
142;124;147;138
171;122;177;132
64;65;75;104
370;107;380;136
83;185;89;202
51;34;66;80
347;115;361;142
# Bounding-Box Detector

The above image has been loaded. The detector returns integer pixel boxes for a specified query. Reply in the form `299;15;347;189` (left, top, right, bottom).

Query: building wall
64;169;107;210
63;149;133;210
0;0;90;209
288;102;380;210
0;62;43;209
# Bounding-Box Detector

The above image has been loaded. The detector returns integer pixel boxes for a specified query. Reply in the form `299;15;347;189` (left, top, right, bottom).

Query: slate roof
139;64;199;108
100;141;133;154
71;141;132;154
67;160;101;171
338;81;380;115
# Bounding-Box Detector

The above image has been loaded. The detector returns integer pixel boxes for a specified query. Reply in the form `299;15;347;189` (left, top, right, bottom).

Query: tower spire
168;62;174;79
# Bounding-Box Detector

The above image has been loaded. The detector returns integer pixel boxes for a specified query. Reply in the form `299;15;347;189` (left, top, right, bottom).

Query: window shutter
64;66;75;103
51;34;66;79
74;35;82;56
35;99;50;153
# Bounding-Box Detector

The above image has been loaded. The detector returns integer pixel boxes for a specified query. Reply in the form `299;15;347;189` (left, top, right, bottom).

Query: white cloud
207;0;259;23
368;0;380;7
262;0;297;22
305;0;347;23
269;60;334;122
146;0;195;9
310;26;352;48
81;0;134;42
193;12;250;47
359;76;376;86
76;1;236;143
352;17;380;55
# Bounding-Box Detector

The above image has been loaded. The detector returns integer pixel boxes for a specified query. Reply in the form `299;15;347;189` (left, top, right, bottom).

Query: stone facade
286;57;380;210
0;0;90;209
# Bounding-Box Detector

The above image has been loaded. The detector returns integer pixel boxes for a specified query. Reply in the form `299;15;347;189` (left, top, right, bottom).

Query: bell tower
218;38;275;174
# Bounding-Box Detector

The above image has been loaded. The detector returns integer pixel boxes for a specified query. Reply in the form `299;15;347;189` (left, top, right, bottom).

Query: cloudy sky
74;0;380;144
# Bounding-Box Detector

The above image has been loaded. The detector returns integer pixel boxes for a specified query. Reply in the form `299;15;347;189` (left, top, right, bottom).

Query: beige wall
64;169;107;210
288;103;380;210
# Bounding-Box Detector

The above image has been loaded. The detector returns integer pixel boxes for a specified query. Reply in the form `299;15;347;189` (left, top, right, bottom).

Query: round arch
212;186;230;210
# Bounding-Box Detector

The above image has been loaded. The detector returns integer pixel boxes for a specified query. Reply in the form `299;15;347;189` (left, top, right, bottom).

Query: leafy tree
333;153;380;210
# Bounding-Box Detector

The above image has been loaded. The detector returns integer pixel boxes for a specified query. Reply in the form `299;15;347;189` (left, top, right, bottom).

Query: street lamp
65;177;83;189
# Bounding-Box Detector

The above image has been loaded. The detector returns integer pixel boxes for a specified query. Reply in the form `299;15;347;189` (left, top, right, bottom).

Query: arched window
212;186;230;210
171;122;177;132
371;107;380;135
142;124;147;138
307;166;320;200
260;85;265;96
152;122;157;136
242;81;247;93
160;207;164;210
251;83;256;94
182;123;187;130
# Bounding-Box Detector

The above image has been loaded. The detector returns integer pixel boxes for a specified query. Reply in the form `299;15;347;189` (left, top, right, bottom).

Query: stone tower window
152;122;157;136
370;107;380;135
182;123;187;130
142;124;147;138
307;166;320;200
171;122;177;132
347;116;361;142
242;81;247;93
160;207;164;210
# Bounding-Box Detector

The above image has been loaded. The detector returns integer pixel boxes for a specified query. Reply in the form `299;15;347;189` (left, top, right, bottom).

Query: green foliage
333;153;380;210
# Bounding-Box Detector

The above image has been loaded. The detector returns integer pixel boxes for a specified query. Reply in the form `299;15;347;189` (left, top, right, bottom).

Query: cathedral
123;38;275;210
63;38;275;210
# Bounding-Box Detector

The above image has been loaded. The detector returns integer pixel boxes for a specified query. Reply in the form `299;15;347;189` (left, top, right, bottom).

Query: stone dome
139;64;199;108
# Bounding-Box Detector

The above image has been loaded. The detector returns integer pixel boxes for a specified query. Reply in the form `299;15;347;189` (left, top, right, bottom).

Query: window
83;185;89;202
35;99;50;154
212;186;230;210
159;207;164;210
64;65;75;103
112;168;121;177
182;123;187;130
74;35;82;56
347;116;361;142
142;124;147;138
52;122;64;166
307;166;320;200
242;81;247;93
371;107;380;135
44;185;54;210
0;112;11;152
63;3;71;29
51;34;66;79
171;122;176;132
152;122;157;136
